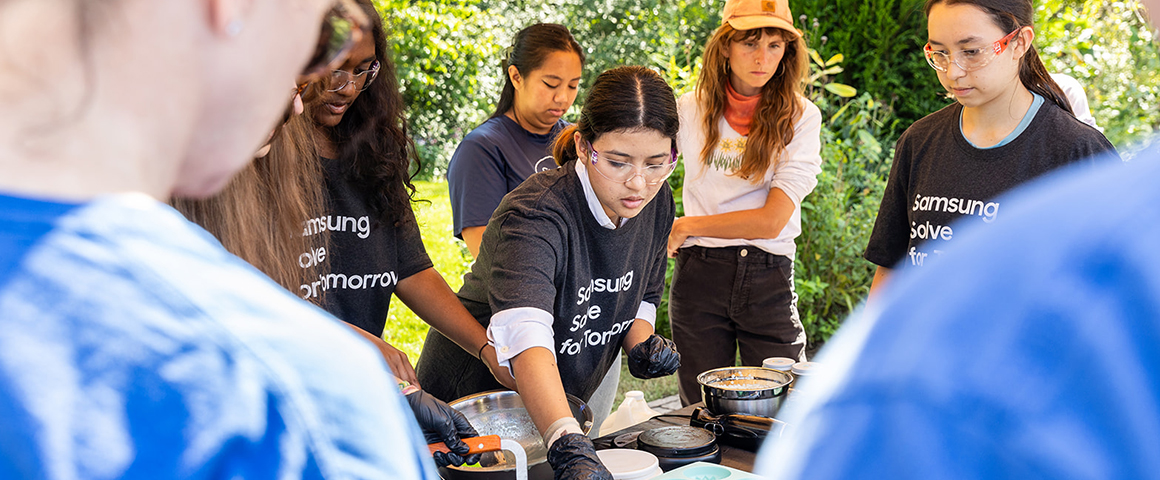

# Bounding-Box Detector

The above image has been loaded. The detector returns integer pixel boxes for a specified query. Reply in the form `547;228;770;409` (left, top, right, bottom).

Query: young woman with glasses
864;0;1117;296
446;23;585;258
418;66;682;480
666;0;822;406
0;0;439;477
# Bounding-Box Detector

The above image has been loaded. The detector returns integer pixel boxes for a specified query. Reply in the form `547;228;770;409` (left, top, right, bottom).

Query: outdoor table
592;403;758;472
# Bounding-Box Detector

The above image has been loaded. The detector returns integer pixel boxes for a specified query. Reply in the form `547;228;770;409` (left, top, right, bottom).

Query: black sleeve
447;136;510;237
864;133;915;269
485;211;564;314
643;187;675;310
395;206;434;282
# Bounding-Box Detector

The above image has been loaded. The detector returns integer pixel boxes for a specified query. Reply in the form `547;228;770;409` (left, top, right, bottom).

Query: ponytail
1020;46;1074;115
552;124;581;166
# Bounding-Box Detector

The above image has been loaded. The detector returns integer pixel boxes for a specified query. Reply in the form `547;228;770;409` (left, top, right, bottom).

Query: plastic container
761;357;796;371
790;361;818;394
598;391;660;436
595;448;663;480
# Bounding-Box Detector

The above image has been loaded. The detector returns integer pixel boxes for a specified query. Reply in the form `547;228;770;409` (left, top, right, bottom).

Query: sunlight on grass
382;180;473;365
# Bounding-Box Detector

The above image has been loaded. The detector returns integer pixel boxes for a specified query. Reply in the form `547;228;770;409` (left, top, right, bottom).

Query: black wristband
477;342;488;360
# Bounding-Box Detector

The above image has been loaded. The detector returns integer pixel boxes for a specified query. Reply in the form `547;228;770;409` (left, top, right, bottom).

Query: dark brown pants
669;245;806;406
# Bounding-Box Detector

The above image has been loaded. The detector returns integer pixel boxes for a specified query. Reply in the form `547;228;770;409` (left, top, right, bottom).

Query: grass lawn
392;181;679;406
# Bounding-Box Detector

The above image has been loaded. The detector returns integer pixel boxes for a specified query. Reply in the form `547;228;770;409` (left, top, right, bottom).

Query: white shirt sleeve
770;99;824;206
635;301;657;327
486;306;556;373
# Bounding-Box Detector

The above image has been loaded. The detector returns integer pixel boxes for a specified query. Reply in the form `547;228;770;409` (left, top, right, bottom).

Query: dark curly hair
319;0;421;227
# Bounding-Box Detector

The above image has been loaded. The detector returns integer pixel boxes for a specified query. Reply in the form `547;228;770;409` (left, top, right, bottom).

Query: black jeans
669;245;806;406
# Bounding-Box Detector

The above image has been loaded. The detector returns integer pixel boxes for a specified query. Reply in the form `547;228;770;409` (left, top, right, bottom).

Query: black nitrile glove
405;389;482;467
627;333;681;379
547;433;613;480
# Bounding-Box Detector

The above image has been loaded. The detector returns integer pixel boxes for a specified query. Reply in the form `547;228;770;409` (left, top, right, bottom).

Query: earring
226;19;244;37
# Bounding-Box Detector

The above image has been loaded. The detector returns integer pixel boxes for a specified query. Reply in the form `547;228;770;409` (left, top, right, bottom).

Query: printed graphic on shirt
533;155;557;173
906;192;1001;267
302;214;371;239
708;137;747;172
559;270;635;357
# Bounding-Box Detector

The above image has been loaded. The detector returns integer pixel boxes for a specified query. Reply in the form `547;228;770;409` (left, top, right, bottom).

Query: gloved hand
405;389;482;467
547;433;613;480
627;334;681;379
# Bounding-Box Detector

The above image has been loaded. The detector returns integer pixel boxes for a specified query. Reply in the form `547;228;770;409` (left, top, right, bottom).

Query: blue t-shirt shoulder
0;192;81;285
0;193;438;479
446;115;567;236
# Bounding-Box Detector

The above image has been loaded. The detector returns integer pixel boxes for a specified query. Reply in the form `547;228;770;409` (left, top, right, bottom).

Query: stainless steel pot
437;390;592;480
697;367;792;418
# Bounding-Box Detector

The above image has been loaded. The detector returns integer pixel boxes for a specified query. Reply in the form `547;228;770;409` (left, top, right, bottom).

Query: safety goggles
923;28;1022;73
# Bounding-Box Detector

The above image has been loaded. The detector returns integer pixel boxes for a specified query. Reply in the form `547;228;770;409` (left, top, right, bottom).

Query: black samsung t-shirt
300;157;433;337
457;160;673;401
865;101;1117;270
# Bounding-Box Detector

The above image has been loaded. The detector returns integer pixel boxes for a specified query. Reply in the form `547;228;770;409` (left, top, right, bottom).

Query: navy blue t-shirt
446;115;567;237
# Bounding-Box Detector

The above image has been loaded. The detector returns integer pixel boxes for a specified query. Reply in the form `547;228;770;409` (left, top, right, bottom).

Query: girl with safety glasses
418;66;682;480
864;0;1117;296
666;0;823;406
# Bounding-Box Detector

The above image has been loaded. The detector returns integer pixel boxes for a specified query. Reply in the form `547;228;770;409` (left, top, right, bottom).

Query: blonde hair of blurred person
0;0;437;477
172;113;328;298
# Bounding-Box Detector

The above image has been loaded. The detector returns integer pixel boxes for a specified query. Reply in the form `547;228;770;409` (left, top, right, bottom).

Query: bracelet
401;385;421;396
477;342;489;360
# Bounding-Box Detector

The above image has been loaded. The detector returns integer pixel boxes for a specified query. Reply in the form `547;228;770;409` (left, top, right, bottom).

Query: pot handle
427;435;503;455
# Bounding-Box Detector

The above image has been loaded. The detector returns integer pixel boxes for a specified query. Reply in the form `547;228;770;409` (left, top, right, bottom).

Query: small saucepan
697;367;793;418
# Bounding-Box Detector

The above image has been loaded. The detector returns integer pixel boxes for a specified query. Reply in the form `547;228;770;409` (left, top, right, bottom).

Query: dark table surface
592;403;757;473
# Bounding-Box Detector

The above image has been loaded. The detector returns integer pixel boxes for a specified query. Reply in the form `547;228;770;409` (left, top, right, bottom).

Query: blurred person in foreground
0;0;436;478
757;0;1160;478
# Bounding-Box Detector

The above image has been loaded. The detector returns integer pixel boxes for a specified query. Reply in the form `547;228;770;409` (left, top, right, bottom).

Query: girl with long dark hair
418;66;682;480
864;0;1117;295
446;23;585;257
666;0;822;406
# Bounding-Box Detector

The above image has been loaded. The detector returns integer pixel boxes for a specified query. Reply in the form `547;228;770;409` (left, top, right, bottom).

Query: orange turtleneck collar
724;81;761;136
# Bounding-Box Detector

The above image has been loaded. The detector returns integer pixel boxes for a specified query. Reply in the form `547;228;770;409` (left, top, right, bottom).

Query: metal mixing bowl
697;367;793;418
439;390;592;480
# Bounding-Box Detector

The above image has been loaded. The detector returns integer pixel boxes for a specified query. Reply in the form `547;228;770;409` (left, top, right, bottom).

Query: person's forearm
868;265;891;299
674;187;795;241
509;347;577;440
621;318;654;353
396;268;489;357
461;226;485;258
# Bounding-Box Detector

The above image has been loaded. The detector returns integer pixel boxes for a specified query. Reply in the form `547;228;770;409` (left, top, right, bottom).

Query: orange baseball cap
722;0;801;39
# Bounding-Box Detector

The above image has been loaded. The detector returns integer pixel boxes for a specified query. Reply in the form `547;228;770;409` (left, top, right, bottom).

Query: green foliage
794;94;894;345
379;0;723;179
1035;0;1160;154
791;0;950;135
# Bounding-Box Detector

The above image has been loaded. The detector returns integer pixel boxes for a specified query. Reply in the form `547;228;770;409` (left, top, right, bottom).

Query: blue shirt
759;146;1160;479
0;192;437;480
446;115;566;237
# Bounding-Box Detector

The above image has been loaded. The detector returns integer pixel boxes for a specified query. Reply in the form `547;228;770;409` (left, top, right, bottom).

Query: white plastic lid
762;357;796;370
596;449;660;480
792;361;817;376
625;390;645;400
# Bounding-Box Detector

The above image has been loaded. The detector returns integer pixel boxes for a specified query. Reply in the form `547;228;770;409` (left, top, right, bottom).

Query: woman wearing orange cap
667;0;822;405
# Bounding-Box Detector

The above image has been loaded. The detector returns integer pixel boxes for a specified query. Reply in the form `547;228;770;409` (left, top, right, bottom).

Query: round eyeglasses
587;141;678;186
924;28;1021;73
325;60;381;93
